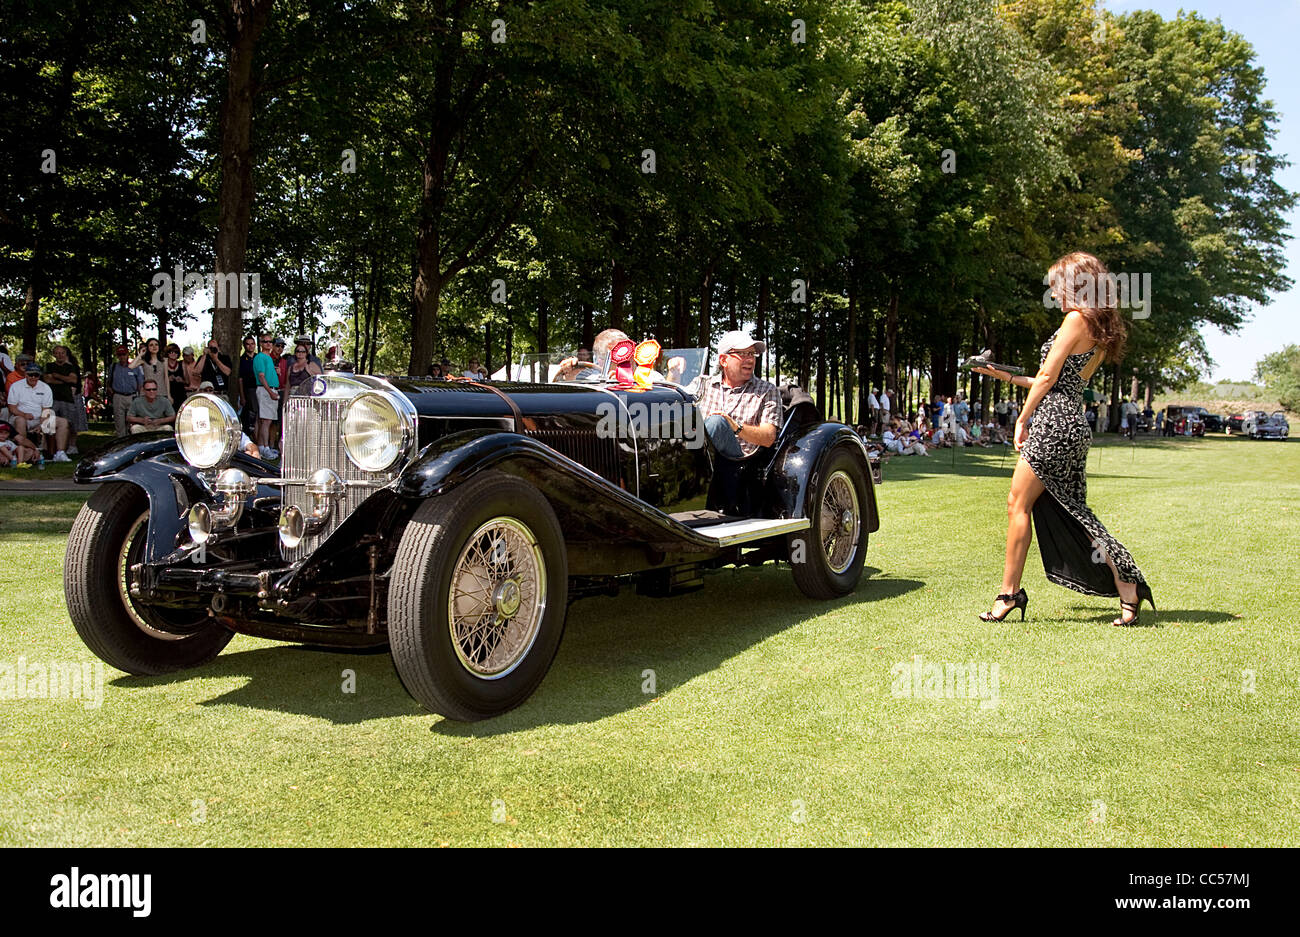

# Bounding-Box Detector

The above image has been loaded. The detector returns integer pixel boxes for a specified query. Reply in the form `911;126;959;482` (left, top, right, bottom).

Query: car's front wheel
64;482;233;674
789;447;870;599
389;471;568;721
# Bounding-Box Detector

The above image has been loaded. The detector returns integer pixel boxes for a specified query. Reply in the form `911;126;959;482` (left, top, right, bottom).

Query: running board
688;517;810;547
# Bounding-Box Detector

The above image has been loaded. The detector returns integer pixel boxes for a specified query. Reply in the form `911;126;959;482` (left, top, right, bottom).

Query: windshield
508;351;572;383
659;348;708;389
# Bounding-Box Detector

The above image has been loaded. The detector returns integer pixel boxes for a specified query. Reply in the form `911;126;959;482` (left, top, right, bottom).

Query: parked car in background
1162;405;1204;437
1225;412;1245;434
63;342;879;721
1194;408;1223;433
1243;410;1290;439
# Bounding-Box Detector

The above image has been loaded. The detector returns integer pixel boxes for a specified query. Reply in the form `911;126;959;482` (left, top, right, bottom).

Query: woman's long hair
1046;251;1127;360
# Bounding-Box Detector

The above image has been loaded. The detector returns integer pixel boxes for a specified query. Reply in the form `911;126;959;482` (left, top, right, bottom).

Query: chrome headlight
340;391;414;472
175;394;241;469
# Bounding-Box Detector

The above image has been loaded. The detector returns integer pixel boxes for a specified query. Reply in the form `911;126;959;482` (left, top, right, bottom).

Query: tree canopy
1;0;1292;420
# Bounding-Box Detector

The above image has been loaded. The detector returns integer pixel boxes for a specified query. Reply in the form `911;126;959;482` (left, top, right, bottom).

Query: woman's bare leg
988;457;1045;617
1097;552;1139;622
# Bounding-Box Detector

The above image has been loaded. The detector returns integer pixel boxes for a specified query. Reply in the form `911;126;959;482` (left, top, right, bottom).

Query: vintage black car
64;348;878;720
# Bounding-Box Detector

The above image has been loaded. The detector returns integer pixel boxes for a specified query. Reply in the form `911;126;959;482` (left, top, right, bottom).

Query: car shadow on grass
432;566;925;737
114;644;425;724
111;567;924;729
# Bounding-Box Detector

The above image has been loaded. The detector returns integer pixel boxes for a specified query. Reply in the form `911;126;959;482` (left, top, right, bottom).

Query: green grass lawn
2;433;1297;846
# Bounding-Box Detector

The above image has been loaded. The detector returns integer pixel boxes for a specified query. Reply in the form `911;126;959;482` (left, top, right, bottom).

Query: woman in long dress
973;252;1155;626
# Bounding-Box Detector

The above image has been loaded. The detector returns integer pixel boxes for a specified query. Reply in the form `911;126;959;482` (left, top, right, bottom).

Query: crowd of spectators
1;347;80;466
855;388;1015;460
0;332;335;468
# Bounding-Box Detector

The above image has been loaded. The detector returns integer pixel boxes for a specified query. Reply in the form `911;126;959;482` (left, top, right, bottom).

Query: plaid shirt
698;373;782;457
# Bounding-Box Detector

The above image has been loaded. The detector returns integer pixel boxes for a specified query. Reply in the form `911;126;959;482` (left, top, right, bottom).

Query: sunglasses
207;346;219;352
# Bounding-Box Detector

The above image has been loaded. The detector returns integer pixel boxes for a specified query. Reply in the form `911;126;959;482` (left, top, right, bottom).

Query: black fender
73;436;280;563
764;421;880;533
393;428;729;567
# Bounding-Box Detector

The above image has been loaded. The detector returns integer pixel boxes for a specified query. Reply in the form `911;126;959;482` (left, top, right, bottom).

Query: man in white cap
699;329;781;463
867;387;882;436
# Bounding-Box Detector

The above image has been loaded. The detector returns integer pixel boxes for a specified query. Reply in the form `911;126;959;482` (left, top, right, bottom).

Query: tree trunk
698;262;716;349
844;272;857;426
213;0;274;362
1110;362;1123;431
815;303;827;413
672;286;687;348
857;305;871;419
581;302;594;350
800;285;813;388
610;260;627;331
830;347;840;421
537;298;548;354
885;281;899;398
503;314;513;376
351;272;361;367
22;281;42;356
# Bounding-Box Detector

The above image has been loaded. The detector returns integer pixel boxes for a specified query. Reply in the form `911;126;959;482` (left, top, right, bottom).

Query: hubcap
820;470;861;575
494;579;522;618
447;518;547;679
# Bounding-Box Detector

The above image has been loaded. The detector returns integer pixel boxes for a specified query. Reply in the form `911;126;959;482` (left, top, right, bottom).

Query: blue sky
1107;0;1300;381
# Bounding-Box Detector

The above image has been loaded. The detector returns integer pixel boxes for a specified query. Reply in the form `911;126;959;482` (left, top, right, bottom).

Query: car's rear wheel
789;448;870;599
389;471;568;721
64;482;233;674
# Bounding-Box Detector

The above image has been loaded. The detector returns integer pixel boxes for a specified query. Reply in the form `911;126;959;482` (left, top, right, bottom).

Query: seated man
6;363;71;460
127;380;176;434
700;330;779;459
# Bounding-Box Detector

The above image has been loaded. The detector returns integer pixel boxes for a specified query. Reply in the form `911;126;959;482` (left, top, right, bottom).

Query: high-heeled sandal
1112;600;1141;626
1113;583;1156;626
979;588;1027;622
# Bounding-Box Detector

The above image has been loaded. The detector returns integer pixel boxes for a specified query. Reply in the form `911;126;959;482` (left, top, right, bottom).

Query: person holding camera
200;338;235;404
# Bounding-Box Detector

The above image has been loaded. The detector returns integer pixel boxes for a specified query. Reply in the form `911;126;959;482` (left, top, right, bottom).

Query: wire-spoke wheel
447;517;548;678
390;472;568;720
790;448;870;599
65;482;232;674
819;470;861;575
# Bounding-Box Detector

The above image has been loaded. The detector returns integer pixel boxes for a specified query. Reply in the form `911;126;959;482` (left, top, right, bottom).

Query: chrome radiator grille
279;394;383;562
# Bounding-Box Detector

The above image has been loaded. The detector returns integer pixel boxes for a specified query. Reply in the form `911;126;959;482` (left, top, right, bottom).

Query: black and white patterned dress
1019;330;1149;597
